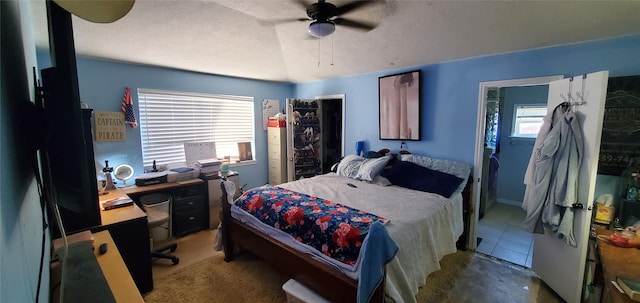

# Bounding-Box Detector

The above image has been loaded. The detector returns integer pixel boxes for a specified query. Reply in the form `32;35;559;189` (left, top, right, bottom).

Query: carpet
144;250;563;303
144;252;288;303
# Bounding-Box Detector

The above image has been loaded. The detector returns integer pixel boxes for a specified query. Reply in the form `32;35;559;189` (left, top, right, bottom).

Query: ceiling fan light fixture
308;21;335;38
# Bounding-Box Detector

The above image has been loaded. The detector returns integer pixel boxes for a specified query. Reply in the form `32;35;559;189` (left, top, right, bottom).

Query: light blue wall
295;35;640;168
36;54;295;190
1;1;50;302
496;85;548;204
36;34;640;197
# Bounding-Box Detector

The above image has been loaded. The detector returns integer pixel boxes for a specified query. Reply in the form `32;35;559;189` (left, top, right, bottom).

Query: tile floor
476;202;534;268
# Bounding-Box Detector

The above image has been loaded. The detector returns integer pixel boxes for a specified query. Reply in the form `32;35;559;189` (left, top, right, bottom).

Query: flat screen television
40;1;100;238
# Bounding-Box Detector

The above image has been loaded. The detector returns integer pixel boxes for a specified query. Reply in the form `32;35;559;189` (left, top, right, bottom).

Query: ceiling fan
286;0;380;38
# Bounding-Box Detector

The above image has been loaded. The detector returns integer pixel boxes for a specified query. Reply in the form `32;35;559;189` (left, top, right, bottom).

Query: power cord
33;151;49;303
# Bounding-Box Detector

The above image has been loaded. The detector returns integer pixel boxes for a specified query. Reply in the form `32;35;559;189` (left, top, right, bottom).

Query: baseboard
496;198;522;207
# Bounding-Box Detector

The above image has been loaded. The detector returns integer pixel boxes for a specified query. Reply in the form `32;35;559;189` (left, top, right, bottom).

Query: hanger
559;75;587;107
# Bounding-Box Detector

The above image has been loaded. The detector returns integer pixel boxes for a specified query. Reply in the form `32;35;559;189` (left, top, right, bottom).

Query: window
512;105;547;138
137;88;255;167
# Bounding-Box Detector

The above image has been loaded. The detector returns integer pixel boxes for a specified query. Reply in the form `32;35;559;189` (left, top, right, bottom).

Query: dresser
268;126;287;184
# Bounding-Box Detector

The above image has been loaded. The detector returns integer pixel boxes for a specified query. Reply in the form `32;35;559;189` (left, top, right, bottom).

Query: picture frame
379;70;421;140
237;142;253;161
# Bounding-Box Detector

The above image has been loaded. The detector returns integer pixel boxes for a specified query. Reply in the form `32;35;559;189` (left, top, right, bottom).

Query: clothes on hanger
522;102;584;246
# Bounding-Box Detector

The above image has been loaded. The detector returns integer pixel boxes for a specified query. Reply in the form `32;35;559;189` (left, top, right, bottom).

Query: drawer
173;195;205;213
173;184;204;200
267;128;286;141
269;171;285;185
269;158;285;170
268;147;283;159
173;210;207;237
268;156;284;165
269;170;281;180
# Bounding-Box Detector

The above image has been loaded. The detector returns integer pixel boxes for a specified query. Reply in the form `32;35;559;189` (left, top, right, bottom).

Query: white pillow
336;155;391;182
370;175;392;186
356;156;391;182
400;154;471;192
336;155;363;179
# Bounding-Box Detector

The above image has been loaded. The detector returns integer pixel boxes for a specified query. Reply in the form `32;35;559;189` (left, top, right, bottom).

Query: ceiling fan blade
260;17;310;26
292;0;311;11
333;17;376;31
334;0;378;16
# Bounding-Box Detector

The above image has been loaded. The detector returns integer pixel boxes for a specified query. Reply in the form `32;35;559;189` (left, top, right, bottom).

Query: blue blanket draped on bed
358;221;398;303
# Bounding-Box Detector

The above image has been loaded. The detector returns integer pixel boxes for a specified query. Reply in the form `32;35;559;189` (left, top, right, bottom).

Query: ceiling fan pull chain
331;35;334;66
318;40;321;67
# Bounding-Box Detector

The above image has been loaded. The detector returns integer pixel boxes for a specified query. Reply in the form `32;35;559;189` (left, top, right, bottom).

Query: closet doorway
471;76;562;267
317;94;345;172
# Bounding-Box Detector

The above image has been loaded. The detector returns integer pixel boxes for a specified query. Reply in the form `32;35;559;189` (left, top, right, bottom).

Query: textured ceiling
29;0;640;83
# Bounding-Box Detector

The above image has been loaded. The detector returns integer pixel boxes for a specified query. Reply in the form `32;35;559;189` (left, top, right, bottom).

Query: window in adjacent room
137;88;255;167
512;104;547;138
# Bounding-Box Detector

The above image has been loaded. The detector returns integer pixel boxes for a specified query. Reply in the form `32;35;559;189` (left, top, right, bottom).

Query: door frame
470;76;563;250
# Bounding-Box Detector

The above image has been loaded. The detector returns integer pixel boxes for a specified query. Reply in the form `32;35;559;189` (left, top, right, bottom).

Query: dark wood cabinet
172;182;207;237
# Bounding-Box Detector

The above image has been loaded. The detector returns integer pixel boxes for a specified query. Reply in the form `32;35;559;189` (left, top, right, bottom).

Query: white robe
522;104;583;246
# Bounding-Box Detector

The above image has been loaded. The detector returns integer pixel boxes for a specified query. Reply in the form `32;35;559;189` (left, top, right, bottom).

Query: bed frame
220;173;472;303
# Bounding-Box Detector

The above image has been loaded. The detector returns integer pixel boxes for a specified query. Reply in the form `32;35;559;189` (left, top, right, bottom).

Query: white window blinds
137;88;254;167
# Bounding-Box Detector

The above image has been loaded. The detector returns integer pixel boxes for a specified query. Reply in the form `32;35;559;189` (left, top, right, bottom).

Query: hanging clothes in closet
522;101;584;246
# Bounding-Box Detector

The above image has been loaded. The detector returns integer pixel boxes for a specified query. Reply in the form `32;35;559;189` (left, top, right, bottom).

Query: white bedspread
231;173;463;303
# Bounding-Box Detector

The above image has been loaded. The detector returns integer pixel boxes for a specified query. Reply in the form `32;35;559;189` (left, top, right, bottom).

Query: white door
531;70;609;303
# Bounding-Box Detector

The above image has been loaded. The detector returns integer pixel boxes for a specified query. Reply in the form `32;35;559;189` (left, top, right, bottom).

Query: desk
94;230;145;303
123;179;207;237
122;178;204;196
596;229;640;303
95;190;153;294
93;179;206;294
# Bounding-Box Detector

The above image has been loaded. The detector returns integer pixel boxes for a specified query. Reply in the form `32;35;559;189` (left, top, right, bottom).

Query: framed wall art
237;142;253;161
379;70;421;140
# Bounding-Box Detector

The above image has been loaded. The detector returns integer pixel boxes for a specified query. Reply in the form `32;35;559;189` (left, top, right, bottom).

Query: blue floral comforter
235;185;389;266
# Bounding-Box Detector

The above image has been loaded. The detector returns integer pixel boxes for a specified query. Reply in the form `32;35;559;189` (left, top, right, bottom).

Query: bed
220;153;472;303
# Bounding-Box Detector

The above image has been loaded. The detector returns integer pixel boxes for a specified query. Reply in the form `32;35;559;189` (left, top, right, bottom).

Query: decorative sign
94;111;125;141
598;76;640;176
262;99;280;130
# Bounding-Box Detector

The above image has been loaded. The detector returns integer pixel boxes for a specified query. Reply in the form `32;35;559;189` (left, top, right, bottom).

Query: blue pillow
381;161;464;198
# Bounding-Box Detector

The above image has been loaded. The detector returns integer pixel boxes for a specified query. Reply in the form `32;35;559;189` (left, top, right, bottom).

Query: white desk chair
140;193;179;265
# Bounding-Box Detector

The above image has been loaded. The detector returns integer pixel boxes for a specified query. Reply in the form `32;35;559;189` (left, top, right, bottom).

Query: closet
285;98;343;181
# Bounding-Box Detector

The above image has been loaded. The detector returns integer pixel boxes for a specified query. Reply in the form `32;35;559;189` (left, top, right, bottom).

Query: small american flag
121;87;138;128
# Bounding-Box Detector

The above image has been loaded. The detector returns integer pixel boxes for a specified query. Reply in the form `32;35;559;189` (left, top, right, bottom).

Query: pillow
336;155;391;182
330;158;343;172
381;160;464;198
400;154;471;192
371;175;392;186
336;155;364;179
356;156;391;181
